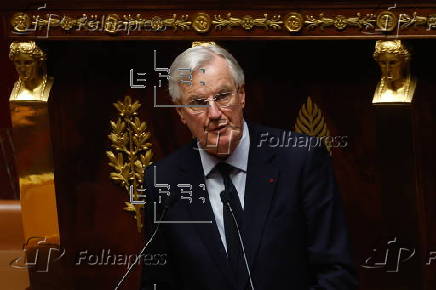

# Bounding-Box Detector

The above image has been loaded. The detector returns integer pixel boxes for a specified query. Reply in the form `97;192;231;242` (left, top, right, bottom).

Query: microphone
220;191;255;290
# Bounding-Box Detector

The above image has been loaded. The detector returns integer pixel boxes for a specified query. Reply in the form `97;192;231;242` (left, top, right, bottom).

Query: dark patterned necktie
216;162;244;276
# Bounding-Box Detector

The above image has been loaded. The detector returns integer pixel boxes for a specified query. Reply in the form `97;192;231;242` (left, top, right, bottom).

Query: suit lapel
178;141;237;290
237;123;279;290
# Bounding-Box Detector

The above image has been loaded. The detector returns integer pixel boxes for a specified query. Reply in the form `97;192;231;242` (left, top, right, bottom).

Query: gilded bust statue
9;41;53;102
372;40;416;104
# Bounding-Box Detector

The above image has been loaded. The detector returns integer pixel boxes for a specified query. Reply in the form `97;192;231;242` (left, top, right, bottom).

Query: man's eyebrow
187;94;201;100
185;87;233;99
217;87;233;93
185;95;206;103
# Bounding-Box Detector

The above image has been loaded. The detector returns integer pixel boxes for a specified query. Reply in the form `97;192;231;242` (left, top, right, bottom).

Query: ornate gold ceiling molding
211;13;283;31
10;12;192;34
8;10;436;36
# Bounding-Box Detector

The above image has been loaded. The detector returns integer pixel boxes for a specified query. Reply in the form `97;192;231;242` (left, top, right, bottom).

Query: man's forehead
177;55;235;96
191;56;229;75
181;77;233;96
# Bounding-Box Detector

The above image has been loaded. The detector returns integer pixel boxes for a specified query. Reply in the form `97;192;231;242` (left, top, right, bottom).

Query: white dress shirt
198;121;250;251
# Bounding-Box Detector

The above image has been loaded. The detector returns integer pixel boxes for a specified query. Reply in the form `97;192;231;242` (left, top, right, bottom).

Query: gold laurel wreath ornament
106;96;153;232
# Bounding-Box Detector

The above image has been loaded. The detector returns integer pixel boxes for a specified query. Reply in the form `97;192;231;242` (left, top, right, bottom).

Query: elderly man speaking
140;45;358;290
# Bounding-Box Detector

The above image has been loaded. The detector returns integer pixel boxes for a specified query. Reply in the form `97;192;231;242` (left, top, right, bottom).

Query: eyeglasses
185;90;237;113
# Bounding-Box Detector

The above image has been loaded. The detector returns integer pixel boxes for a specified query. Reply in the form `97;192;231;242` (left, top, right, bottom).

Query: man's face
176;56;245;158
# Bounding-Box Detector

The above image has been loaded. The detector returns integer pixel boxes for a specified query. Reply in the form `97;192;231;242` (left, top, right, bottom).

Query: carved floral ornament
9;11;436;35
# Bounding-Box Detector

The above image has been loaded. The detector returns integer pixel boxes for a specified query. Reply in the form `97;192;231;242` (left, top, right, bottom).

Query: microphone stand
114;200;171;290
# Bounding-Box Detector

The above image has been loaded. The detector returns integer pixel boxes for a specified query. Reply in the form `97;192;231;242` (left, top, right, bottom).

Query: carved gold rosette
284;12;304;32
10;10;436;36
376;11;397;32
192;12;211;33
106;95;153;233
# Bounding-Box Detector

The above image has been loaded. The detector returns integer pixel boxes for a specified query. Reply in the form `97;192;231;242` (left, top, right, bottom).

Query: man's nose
207;100;222;119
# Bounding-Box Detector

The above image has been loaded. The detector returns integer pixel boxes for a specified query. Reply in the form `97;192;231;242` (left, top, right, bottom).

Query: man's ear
176;107;187;125
238;85;246;109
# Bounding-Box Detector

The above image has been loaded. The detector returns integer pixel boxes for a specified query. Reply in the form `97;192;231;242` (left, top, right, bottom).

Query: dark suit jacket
140;122;358;290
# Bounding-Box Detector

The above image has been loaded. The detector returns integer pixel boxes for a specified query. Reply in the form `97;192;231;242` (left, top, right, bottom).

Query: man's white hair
168;45;245;103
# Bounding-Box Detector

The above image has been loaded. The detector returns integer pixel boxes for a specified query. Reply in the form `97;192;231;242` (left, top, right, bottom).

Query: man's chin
205;140;230;154
205;147;231;158
199;127;241;156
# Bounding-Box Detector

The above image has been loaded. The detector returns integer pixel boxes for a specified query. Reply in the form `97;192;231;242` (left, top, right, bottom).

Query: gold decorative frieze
11;12;191;34
304;13;377;31
426;14;436;30
9;11;436;35
399;12;429;29
212;13;282;31
106;95;153;232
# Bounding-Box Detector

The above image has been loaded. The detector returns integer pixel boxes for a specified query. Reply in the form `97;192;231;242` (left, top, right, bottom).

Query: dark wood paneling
0;15;19;199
